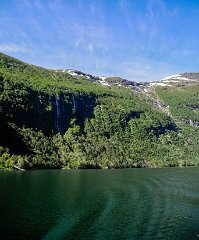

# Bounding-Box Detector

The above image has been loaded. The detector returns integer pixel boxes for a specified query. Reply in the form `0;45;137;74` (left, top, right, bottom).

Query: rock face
58;69;199;98
181;72;199;81
184;119;199;127
0;52;199;169
52;69;199;129
52;93;97;134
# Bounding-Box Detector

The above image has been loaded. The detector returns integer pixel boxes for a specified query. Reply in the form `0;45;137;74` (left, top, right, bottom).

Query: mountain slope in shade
0;52;198;169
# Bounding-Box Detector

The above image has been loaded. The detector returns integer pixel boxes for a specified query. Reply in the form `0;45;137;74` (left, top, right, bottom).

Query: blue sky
0;0;199;81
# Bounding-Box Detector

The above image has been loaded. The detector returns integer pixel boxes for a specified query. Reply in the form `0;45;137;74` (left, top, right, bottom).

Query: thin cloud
18;0;32;8
147;0;166;19
0;44;28;53
48;0;64;12
87;43;94;53
118;0;129;11
1;0;198;81
121;58;181;82
34;0;45;11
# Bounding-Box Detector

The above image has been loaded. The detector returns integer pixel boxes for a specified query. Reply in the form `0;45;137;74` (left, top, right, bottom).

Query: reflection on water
0;168;198;240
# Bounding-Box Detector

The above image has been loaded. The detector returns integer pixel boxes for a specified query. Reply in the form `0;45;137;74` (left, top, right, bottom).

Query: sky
0;0;199;81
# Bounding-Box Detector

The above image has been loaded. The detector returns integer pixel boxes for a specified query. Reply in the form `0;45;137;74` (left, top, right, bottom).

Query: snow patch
66;70;78;76
162;74;189;81
175;76;189;81
162;74;181;80
99;76;107;80
162;80;180;83
99;80;110;86
69;72;78;76
150;82;171;87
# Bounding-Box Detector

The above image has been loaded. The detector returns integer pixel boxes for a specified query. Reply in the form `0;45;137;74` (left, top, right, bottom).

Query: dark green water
0;168;198;240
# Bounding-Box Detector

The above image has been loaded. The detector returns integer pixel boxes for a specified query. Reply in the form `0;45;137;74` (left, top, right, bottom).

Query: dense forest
0;52;198;169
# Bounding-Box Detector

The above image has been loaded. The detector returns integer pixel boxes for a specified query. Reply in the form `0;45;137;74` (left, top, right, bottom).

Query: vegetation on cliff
0;52;198;169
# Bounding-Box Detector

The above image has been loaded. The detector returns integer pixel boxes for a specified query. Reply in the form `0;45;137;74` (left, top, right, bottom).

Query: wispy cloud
0;44;28;53
147;0;167;19
1;0;199;81
87;43;94;53
119;56;185;82
17;0;32;9
118;0;130;11
34;0;45;11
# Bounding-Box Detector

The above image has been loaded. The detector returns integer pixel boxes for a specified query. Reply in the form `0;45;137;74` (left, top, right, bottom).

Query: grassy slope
156;84;199;122
0;52;198;169
156;85;199;166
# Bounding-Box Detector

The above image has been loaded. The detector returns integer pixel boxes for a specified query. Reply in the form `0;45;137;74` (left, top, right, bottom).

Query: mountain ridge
0;52;198;170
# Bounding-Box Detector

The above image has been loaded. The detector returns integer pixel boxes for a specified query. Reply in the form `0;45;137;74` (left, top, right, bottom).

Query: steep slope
0;52;198;169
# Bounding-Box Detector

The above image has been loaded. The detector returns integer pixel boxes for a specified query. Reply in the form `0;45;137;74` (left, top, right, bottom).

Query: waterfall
61;94;65;113
54;94;61;133
72;95;76;113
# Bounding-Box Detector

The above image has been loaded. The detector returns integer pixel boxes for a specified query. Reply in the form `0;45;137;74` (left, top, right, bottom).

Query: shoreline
0;165;198;172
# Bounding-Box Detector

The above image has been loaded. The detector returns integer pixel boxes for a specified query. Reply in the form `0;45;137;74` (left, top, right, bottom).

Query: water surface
0;168;198;239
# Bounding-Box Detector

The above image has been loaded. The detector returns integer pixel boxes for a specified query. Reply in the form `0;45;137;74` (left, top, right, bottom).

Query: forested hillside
0;52;198;169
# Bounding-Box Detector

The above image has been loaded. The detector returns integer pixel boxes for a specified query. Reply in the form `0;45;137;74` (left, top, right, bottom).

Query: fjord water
0;168;198;240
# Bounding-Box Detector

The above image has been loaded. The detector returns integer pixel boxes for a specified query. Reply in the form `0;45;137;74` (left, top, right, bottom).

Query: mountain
0;52;198;169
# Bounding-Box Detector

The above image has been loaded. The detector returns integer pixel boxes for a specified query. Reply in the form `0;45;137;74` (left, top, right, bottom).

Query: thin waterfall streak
62;95;65;113
72;95;76;113
54;94;61;133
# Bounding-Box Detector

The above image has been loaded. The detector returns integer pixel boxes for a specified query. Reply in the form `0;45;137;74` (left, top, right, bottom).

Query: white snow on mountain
66;70;84;77
150;82;171;87
162;74;181;80
69;72;78;76
99;76;107;80
161;74;188;81
99;80;110;86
